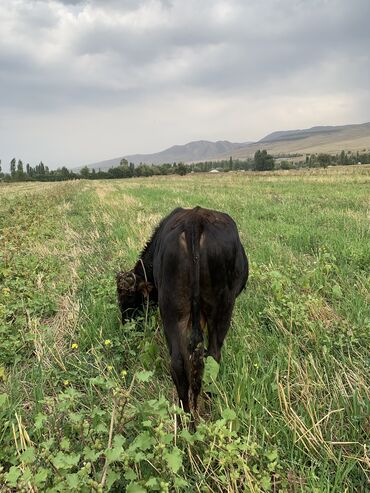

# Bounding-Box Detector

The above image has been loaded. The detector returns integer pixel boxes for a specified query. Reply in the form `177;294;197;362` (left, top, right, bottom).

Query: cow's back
153;206;248;298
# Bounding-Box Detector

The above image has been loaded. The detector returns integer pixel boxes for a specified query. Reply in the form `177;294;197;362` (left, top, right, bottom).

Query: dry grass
1;167;369;491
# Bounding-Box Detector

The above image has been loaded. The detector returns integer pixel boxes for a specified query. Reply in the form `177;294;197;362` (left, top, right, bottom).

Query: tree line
0;149;369;183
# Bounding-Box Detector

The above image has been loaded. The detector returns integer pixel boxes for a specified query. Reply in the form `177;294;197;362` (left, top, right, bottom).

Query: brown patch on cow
199;233;205;249
179;231;188;252
137;280;154;298
200;312;206;332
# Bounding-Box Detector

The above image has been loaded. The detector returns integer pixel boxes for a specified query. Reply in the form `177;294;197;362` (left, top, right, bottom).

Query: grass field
0;166;369;492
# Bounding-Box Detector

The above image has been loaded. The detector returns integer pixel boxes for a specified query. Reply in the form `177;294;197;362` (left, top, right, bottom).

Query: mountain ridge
80;121;370;170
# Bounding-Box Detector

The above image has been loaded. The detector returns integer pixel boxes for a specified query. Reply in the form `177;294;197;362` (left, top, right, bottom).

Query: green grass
0;166;369;492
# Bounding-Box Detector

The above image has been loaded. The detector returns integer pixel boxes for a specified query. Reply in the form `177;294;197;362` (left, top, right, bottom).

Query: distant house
209;169;219;173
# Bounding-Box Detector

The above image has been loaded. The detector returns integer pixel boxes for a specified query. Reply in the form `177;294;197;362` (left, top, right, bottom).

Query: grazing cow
117;206;248;413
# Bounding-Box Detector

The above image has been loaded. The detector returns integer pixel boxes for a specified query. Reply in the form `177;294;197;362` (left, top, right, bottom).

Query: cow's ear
137;281;153;298
116;271;136;292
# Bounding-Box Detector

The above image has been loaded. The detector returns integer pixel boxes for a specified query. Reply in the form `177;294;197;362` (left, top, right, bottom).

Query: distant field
0;166;369;492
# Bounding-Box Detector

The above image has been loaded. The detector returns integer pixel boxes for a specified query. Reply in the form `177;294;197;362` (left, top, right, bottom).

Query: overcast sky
1;0;369;169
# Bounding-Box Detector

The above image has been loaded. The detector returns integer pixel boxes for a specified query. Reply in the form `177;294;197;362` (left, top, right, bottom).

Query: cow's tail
188;221;204;411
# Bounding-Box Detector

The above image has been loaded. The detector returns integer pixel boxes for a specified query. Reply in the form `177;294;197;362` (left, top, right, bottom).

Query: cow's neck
133;240;156;283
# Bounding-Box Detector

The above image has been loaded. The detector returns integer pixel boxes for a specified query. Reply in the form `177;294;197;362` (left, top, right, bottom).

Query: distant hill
259;125;349;143
81;122;370;170
82;140;249;171
221;122;370;160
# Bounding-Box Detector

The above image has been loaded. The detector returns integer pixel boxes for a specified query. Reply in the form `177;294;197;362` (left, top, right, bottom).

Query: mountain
81;122;370;170
83;140;249;171
259;125;349;143
219;122;370;160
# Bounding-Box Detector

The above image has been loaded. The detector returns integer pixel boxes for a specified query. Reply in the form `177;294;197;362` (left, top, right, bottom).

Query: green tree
37;161;45;175
280;160;294;170
254;150;274;171
10;158;16;177
17;160;25;179
60;167;70;178
175;162;188;176
80;166;90;178
317;153;331;168
120;162;133;178
339;150;348;165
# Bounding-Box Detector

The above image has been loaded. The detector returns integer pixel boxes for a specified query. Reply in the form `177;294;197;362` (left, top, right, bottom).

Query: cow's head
116;270;153;321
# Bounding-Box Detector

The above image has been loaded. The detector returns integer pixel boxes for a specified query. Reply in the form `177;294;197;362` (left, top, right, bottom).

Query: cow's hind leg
161;309;191;413
205;298;235;364
170;350;190;413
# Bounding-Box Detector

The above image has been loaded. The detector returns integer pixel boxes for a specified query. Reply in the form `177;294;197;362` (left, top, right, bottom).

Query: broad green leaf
127;482;147;493
34;468;49;486
136;370;153;382
131;431;154;451
265;449;278;462
174;477;188;488
60;437;70;451
52;451;80;470
203;357;220;392
125;468;137;481
113;434;126;448
106;469;120;490
34;412;47;430
105;445;124;463
5;466;21;487
162;432;174;444
134;451;147;463
66;473;79;489
260;475;271;490
83;446;101;461
145;477;159;488
221;408;236;421
96;423;108;433
22;467;32;483
203;357;220;383
179;429;194;444
163;446;182;473
20;447;36;464
332;284;343;298
89;375;106;386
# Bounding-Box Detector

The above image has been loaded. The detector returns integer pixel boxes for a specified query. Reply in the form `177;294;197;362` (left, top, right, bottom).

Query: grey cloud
55;0;172;8
2;0;370;110
0;0;369;168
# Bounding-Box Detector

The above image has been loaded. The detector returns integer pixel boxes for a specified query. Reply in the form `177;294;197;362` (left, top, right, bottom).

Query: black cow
117;206;248;413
